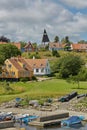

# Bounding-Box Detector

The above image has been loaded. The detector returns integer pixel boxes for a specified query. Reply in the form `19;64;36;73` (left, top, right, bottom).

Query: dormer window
0;72;2;76
23;64;26;68
8;64;12;68
6;72;9;76
33;64;36;66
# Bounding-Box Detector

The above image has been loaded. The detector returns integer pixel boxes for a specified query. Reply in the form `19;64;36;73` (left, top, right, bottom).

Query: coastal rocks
29;100;39;107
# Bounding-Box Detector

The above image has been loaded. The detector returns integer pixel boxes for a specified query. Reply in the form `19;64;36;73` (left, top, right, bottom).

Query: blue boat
15;114;39;124
61;116;84;127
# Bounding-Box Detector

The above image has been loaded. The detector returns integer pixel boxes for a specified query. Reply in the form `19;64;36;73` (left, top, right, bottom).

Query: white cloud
0;0;87;43
60;0;87;9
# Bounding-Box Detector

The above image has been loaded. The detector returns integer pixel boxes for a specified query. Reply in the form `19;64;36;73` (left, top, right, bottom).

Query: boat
61;116;84;127
0;112;13;121
15;114;39;124
58;91;77;102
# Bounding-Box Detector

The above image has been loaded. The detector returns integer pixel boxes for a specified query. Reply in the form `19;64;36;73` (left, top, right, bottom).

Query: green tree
54;36;59;42
52;50;60;57
32;43;37;50
78;40;87;44
67;75;80;89
0;44;21;64
56;54;84;78
20;41;27;48
61;36;72;44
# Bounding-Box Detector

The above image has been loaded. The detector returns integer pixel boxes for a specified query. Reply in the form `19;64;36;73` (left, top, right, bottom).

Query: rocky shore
0;96;87;130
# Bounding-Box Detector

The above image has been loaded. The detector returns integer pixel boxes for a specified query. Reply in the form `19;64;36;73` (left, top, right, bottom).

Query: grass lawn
0;79;87;103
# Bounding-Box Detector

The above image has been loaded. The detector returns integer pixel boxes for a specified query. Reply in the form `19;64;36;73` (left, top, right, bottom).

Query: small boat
61;116;84;127
15;114;39;124
0;112;13;121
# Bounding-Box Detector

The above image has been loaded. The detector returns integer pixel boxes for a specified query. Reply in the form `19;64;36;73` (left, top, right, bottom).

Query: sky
0;0;87;43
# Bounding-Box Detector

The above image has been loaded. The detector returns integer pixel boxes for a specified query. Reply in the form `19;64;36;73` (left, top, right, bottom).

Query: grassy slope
0;79;87;103
0;50;87;103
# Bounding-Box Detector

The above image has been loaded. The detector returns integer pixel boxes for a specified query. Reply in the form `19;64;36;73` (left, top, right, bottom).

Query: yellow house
0;57;33;81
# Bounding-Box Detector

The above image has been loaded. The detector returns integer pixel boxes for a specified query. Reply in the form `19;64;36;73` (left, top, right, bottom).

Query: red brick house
24;42;34;52
71;43;87;52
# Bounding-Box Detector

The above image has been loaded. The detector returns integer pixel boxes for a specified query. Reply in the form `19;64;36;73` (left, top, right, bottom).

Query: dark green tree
0;44;21;64
67;75;80;89
78;40;87;44
0;36;10;43
56;54;84;78
20;41;27;48
54;36;59;42
52;50;60;57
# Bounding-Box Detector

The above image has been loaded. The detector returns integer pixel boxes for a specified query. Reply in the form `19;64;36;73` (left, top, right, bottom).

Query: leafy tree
77;67;87;81
61;36;72;44
0;44;21;64
78;40;87;44
54;36;59;42
20;41;27;48
32;43;37;49
45;44;49;50
52;50;60;57
56;54;84;78
67;75;80;89
0;36;10;43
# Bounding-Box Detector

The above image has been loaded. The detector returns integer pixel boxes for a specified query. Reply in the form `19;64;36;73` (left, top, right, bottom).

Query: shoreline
0;107;87;118
0;107;87;130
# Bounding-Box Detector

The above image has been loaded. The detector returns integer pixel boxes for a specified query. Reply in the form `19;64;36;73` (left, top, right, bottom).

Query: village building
0;42;21;50
71;43;87;52
0;57;33;81
49;42;63;51
25;57;51;76
0;56;51;80
23;42;34;52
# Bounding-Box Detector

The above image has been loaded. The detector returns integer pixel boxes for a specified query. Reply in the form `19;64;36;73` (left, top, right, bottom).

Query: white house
49;42;63;51
25;58;51;76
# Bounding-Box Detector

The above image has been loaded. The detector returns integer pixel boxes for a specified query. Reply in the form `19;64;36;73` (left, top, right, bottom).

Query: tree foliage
54;36;59;42
61;36;72;44
56;54;84;78
20;41;27;48
78;40;87;44
52;50;60;57
0;44;21;64
0;36;10;43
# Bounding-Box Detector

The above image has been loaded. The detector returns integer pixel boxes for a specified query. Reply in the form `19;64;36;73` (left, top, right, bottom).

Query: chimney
33;56;35;59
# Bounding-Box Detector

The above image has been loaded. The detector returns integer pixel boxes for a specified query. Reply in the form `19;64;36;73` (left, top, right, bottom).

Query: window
0;72;2;76
23;64;26;68
12;72;15;76
36;69;39;72
41;68;44;72
6;72;9;76
8;64;12;68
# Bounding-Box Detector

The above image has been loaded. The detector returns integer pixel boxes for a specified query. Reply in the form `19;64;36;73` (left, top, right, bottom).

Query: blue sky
0;0;87;43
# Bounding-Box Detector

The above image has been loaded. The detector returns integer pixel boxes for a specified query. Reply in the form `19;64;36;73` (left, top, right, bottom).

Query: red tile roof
12;42;21;49
71;44;87;50
25;59;48;69
49;42;62;48
0;42;21;49
9;57;32;71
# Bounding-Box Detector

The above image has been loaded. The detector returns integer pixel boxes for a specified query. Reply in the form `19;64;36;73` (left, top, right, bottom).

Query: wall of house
49;47;63;51
0;60;19;79
33;61;51;76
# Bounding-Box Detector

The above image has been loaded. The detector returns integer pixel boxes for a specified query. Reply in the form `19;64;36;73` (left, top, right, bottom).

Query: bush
20;77;30;82
52;50;60;57
29;53;41;59
31;76;37;81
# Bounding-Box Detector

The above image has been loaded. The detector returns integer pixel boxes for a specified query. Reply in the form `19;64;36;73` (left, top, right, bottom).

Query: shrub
20;77;30;82
31;76;37;81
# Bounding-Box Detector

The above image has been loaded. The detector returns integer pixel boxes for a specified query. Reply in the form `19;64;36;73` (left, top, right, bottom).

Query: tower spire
42;29;50;45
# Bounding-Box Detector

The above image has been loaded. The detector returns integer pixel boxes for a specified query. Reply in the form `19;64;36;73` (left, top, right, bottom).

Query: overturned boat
61;116;84;127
